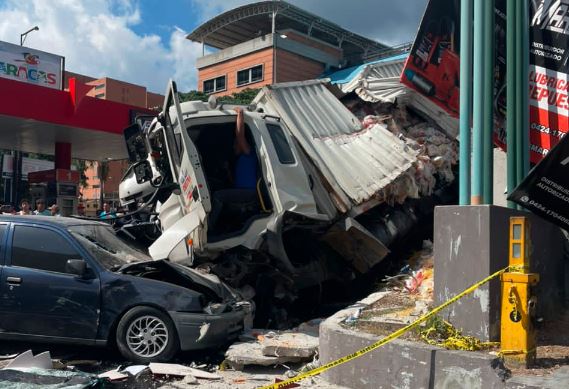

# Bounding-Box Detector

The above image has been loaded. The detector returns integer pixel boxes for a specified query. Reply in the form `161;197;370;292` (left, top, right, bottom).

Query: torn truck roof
324;54;459;139
326;53;408;103
253;80;419;207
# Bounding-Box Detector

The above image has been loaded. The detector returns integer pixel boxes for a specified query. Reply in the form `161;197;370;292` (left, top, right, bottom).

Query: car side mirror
66;259;87;277
134;160;152;184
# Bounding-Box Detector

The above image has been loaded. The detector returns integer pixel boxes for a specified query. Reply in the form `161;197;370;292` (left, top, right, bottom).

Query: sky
0;0;427;93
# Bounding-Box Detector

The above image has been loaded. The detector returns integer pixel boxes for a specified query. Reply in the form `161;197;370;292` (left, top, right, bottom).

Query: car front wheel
116;306;179;363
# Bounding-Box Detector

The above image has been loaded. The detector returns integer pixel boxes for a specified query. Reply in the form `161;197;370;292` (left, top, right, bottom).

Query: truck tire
116;306;179;363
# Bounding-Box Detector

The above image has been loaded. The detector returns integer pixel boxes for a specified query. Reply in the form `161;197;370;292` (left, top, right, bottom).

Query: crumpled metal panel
338;57;407;103
254;80;418;207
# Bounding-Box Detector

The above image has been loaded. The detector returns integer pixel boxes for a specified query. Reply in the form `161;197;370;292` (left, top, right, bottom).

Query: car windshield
68;224;150;270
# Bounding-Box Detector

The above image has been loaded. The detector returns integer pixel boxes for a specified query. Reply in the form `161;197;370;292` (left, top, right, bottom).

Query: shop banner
402;0;569;164
0;40;64;90
509;129;569;231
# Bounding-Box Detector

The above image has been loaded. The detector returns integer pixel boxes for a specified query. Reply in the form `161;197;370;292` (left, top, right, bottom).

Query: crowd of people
1;199;118;220
0;198;60;217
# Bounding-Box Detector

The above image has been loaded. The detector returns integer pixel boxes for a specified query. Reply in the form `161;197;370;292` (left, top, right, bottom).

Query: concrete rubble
224;320;321;370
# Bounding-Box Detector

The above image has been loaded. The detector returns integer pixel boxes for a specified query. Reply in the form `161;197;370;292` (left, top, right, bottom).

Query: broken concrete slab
261;331;319;359
149;362;221;380
98;368;128;381
4;350;52;370
225;342;305;370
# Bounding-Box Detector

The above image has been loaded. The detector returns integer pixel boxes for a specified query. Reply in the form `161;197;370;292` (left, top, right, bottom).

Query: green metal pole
471;0;485;205
459;0;473;205
482;0;495;204
515;0;524;188
506;0;517;209
521;0;530;178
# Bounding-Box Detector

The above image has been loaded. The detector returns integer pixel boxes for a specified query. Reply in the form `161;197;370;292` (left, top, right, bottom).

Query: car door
162;80;211;250
0;223;7;291
0;223;100;340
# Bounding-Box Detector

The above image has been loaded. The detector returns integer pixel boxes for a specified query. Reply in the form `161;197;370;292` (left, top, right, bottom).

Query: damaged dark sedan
0;216;252;363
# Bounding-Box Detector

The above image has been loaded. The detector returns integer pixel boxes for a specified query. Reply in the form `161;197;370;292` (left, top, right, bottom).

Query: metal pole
506;0;517;209
459;0;473;205
471;0;485;205
521;0;530;178
482;0;495;204
515;0;525;188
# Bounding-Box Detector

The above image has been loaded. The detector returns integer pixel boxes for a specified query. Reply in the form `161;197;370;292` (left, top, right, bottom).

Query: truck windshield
68;224;151;270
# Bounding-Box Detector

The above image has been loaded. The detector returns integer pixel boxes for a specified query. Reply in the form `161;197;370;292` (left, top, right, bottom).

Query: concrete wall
275;49;325;83
320;297;508;389
434;205;565;341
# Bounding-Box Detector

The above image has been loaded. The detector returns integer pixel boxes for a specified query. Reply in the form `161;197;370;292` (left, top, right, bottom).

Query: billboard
402;0;569;164
0;40;64;90
400;0;460;117
508;129;569;231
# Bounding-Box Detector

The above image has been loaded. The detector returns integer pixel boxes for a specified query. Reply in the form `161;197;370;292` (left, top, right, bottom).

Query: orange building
63;72;163;213
187;1;388;96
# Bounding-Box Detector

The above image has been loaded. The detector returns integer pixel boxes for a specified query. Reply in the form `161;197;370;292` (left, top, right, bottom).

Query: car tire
116;306;179;363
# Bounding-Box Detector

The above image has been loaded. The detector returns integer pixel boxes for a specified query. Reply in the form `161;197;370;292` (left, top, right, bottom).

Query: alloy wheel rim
126;315;169;358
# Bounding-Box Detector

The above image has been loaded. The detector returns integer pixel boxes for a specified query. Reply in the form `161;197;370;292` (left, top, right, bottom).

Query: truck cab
121;81;321;265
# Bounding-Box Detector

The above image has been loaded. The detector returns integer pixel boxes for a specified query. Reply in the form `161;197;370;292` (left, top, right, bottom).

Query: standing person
50;204;61;217
99;202;116;219
18;199;32;215
209;107;259;232
33;199;51;216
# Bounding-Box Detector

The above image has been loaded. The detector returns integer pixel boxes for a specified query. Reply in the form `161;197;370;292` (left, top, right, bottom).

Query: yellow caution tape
260;266;514;389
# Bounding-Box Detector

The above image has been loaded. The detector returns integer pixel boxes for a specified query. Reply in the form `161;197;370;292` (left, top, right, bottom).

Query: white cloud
0;0;201;93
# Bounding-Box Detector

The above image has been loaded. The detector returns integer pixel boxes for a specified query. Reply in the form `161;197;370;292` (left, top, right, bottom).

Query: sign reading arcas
0;40;64;90
509;132;569;231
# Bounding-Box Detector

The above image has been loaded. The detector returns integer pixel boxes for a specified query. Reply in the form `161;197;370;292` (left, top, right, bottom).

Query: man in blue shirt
209;107;259;233
33;199;51;216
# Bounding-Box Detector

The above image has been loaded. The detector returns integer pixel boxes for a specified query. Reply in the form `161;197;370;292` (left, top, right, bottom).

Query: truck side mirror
134;160;152;184
124;123;149;163
66;259;87;277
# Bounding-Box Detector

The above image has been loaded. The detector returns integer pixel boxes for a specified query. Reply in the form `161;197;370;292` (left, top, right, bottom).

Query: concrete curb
319;293;509;389
319;294;569;388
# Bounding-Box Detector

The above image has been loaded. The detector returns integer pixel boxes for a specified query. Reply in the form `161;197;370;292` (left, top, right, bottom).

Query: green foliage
219;88;260;105
179;90;208;102
178;88;260;105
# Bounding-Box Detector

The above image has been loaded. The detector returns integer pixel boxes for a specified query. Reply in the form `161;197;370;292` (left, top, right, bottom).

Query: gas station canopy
0;76;155;161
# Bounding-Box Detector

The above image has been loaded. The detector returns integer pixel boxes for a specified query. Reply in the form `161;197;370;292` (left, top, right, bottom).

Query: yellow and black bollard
500;216;539;367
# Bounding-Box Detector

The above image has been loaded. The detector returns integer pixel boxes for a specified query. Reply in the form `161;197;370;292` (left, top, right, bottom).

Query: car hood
118;260;239;303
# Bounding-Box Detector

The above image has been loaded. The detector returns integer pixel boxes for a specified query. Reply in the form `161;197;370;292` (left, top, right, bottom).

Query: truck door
161;80;211;250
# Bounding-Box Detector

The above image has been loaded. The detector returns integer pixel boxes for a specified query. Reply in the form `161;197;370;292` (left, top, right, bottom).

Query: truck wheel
116;306;179;363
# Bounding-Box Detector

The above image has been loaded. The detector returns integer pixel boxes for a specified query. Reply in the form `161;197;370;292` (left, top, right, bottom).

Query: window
203;75;226;94
95;93;105;99
0;224;5;256
237;65;263;87
94;83;105;90
267;124;295;164
11;226;81;274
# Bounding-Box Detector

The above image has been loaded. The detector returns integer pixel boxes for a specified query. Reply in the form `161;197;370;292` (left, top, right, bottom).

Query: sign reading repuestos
509;131;569;231
0;40;64;90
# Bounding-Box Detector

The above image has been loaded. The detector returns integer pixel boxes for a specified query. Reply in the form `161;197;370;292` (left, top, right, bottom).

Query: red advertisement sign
400;0;460;117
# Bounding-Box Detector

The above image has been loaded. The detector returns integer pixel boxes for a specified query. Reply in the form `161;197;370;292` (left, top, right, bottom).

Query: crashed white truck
118;79;454;326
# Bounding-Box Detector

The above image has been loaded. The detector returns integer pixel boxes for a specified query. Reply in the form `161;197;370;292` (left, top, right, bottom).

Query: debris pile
224;320;321;371
342;240;435;334
345;97;458;206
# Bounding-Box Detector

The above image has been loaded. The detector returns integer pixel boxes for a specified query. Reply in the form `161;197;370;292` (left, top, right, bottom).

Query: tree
178;88;260;105
98;160;109;209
